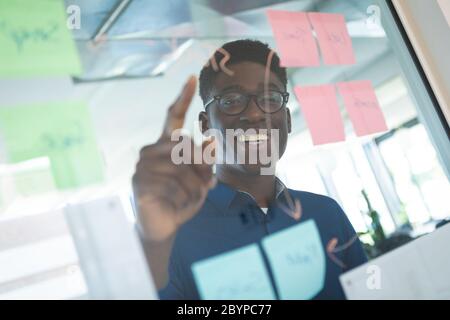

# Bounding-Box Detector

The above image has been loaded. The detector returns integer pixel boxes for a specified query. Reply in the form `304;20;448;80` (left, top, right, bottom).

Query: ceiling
65;0;387;82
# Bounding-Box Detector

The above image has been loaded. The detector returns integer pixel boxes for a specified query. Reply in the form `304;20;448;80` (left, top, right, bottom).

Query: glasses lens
219;92;247;114
258;91;284;113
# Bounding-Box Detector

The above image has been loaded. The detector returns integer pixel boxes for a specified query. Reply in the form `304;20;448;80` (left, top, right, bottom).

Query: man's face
199;61;292;175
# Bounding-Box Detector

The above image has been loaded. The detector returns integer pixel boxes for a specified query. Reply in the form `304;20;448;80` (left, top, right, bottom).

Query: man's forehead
212;62;284;93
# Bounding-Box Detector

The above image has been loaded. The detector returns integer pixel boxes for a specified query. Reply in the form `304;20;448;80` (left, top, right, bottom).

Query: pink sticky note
266;10;320;67
294;84;345;145
308;12;356;65
337;80;388;136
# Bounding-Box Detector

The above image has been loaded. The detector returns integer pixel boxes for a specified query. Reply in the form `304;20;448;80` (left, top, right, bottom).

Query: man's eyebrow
219;83;282;93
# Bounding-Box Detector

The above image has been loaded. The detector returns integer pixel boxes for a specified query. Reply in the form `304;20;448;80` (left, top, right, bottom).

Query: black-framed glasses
204;90;290;115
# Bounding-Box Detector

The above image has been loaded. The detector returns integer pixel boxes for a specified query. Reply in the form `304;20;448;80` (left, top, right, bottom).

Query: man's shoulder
287;188;340;208
285;189;346;223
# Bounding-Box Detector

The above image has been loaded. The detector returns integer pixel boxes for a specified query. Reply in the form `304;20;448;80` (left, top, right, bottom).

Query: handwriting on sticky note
262;220;326;300
0;101;104;189
213;272;272;299
308;12;356;65
337;80;388;136
0;0;82;76
41;122;85;151
0;20;59;53
294;84;346;145
283;26;309;42
285;243;322;265
192;244;276;300
266;10;320;67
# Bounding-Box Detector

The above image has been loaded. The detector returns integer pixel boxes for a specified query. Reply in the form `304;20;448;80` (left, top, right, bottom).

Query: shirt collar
205;179;237;210
205;177;287;211
275;178;287;198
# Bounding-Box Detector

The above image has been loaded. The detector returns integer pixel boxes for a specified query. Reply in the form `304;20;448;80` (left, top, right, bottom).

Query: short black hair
199;39;287;105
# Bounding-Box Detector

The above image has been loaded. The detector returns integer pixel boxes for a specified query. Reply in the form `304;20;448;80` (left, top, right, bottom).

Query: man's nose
239;97;265;122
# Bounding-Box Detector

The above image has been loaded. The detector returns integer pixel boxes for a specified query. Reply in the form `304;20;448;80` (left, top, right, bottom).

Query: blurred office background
0;0;449;299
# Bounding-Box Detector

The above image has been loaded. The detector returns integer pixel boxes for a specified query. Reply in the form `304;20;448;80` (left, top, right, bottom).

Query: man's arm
132;76;215;289
138;228;176;289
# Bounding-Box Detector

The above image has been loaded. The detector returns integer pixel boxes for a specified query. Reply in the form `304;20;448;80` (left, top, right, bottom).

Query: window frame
379;0;450;180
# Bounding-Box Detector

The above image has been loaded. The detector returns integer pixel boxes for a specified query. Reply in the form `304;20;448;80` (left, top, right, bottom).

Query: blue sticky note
262;220;326;299
192;244;276;300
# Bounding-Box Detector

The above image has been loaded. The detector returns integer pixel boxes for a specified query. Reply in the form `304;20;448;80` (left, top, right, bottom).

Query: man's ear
198;111;210;135
286;108;292;134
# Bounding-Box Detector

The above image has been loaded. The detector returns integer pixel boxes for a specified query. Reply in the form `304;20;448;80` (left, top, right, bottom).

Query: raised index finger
160;75;197;140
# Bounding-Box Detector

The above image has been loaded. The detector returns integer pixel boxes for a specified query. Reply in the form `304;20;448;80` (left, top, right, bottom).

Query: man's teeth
238;133;268;142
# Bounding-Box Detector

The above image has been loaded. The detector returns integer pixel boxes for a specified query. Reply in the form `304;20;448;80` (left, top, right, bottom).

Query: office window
1;0;449;298
377;120;450;224
276;1;450;244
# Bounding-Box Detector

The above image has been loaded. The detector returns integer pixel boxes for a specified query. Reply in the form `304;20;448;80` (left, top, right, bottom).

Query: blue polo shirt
159;179;367;300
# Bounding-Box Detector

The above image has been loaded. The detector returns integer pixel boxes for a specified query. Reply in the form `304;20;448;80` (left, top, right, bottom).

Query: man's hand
133;76;216;242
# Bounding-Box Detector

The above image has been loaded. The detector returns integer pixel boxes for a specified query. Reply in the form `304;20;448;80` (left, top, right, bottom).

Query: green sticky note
0;0;82;77
262;220;326;299
0;101;104;189
192;244;276;300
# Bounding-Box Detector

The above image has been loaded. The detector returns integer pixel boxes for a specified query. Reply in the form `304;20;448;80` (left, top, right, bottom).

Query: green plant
361;189;386;245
